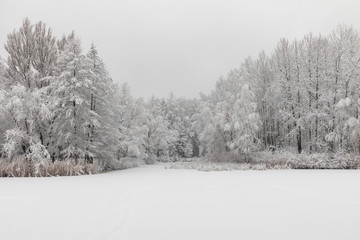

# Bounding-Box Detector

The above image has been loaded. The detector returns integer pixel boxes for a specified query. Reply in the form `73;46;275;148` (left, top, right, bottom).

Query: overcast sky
1;0;360;99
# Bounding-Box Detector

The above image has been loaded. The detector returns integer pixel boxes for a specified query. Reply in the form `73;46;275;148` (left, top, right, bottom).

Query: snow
345;117;359;128
1;164;360;240
336;97;352;109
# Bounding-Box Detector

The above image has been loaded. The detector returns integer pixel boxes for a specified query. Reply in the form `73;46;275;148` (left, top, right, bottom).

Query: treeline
0;19;199;170
194;25;360;158
1;19;360;172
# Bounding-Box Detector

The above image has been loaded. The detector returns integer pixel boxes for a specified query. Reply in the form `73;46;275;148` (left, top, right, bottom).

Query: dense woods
1;19;360;175
195;25;360;158
0;18;198;172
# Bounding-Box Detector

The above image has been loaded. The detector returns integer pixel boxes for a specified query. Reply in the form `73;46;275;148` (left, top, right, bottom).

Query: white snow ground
1;164;360;240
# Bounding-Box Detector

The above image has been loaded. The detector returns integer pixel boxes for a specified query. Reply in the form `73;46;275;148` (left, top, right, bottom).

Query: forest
1;19;360;176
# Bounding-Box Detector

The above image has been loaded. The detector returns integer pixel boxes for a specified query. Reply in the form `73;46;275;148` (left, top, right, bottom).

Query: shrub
167;151;360;171
111;157;144;170
0;156;98;177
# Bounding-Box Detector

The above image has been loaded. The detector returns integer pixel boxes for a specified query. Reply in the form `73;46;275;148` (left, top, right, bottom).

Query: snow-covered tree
143;97;179;162
229;84;261;158
115;83;148;160
84;43;120;167
161;94;198;158
192;104;216;156
1;18;56;161
50;33;96;163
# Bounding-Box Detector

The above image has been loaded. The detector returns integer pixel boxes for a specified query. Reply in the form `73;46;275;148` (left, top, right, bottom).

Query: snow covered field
1;164;360;240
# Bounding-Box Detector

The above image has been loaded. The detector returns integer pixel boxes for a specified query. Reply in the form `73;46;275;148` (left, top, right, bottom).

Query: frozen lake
1;164;360;240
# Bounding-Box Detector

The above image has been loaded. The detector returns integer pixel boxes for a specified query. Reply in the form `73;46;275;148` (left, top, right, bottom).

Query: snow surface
1;164;360;240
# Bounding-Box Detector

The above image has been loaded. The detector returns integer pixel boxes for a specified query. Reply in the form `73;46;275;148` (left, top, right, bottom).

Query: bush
288;153;360;169
167;151;360;171
247;151;360;169
167;161;252;171
111;157;144;170
0;156;98;177
207;152;249;163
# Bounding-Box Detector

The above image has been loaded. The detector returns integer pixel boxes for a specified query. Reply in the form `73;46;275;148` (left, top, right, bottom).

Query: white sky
1;0;360;98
